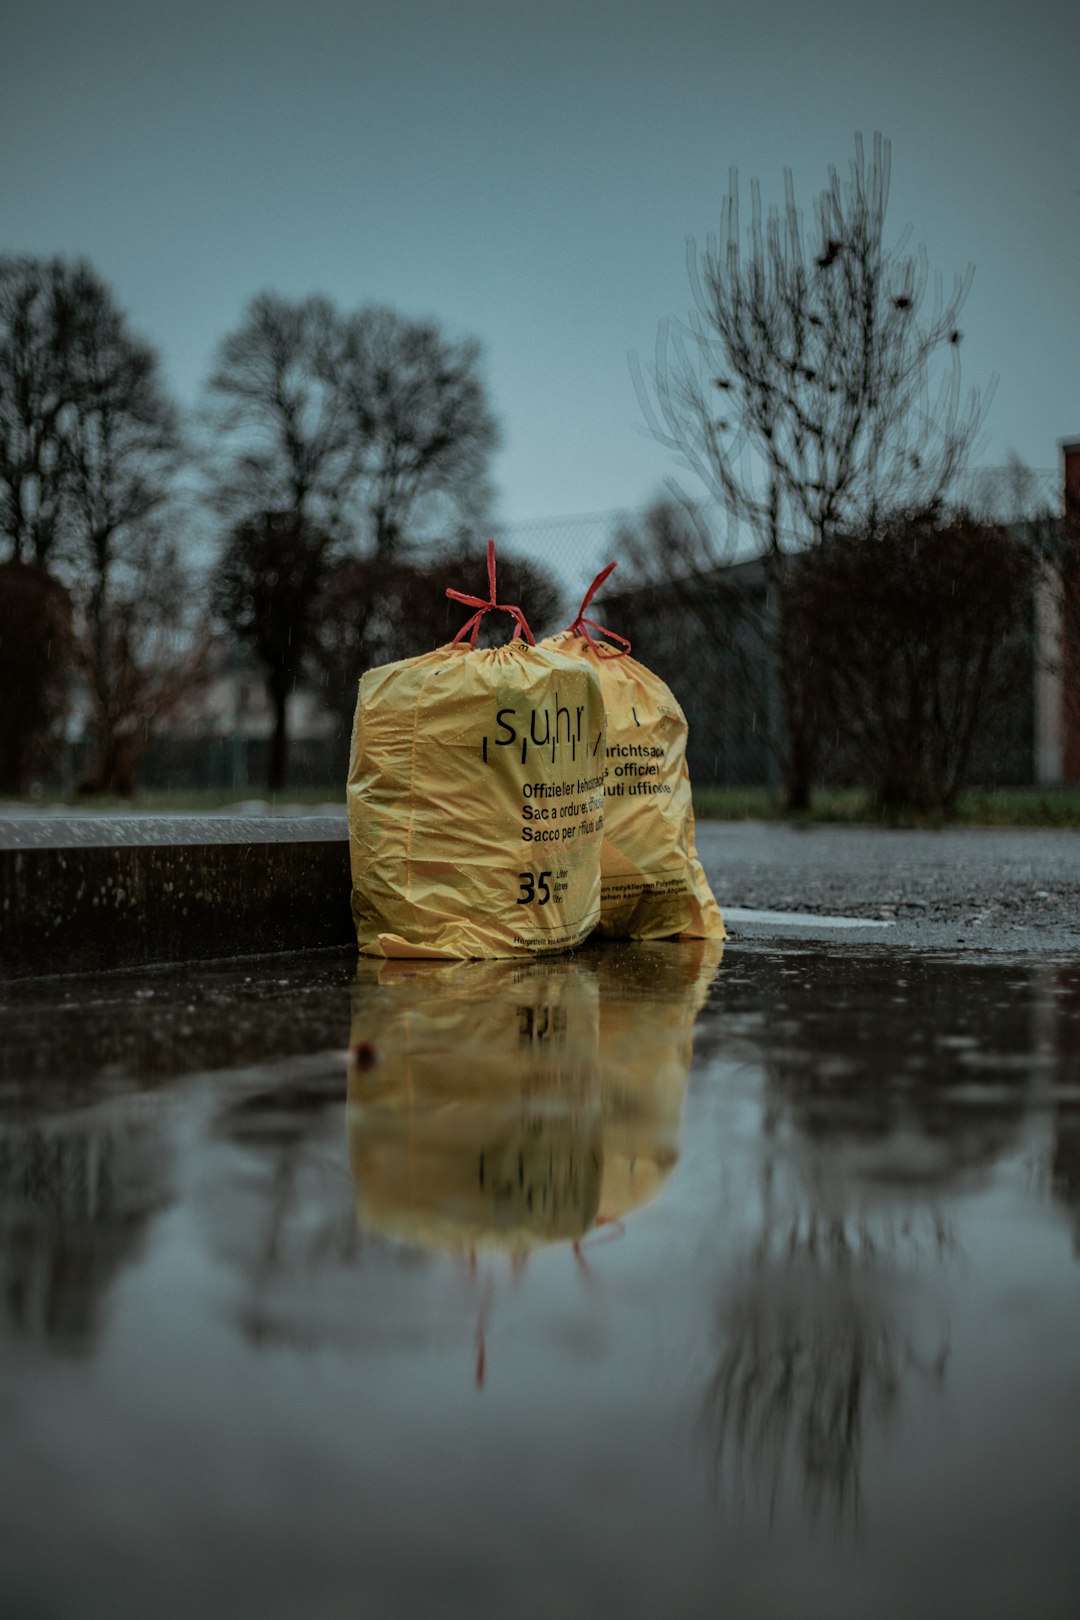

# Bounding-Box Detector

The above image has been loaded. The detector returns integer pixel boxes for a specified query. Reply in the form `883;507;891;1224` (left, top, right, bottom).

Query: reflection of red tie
474;1272;494;1389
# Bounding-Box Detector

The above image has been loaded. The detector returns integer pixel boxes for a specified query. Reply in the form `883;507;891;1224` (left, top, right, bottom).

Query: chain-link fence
489;509;637;630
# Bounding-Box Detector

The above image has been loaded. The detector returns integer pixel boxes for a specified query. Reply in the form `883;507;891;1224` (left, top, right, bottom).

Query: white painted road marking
722;907;894;929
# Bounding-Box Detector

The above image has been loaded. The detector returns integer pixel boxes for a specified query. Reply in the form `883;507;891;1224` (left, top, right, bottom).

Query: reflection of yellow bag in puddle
592;938;723;1223
542;569;724;942
346;958;602;1251
348;549;606;960
346;940;722;1251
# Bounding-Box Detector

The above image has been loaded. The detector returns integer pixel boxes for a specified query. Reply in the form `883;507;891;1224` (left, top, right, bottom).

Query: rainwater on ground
1;941;1078;1620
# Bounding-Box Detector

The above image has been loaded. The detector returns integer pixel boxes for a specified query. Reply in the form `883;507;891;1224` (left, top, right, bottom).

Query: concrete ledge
0;815;354;979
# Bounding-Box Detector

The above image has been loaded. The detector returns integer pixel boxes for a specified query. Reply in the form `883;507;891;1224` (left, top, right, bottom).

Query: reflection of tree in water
0;1111;170;1351
346;945;721;1255
721;954;1036;1180
207;1062;361;1349
1052;1109;1080;1258
702;953;1041;1528
705;1178;950;1528
201;955;601;1356
343;947;720;1383
202;943;719;1361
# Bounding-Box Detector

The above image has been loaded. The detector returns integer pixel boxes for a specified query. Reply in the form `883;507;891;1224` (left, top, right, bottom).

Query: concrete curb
0;815;354;979
5;813;1078;979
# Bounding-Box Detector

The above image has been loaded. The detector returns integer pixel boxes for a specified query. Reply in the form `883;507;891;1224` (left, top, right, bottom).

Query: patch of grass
692;787;869;822
692;785;1080;828
950;789;1080;828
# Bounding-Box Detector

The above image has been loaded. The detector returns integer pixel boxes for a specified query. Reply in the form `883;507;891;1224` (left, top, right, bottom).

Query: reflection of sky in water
0;946;1078;1619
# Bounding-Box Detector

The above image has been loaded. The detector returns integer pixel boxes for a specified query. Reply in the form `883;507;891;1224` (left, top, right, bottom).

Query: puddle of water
722;905;894;928
1;943;1078;1620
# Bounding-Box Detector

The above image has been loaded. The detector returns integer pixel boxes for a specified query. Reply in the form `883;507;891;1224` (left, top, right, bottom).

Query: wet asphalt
2;824;1078;1617
1;809;1076;966
696;821;1080;957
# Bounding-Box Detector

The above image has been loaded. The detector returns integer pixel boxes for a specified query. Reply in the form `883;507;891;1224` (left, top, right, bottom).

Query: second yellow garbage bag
348;544;607;959
593;938;723;1224
543;564;725;941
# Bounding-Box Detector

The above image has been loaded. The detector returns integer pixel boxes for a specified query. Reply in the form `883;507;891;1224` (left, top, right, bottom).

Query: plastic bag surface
346;956;602;1251
544;583;724;939
345;942;720;1252
593;938;723;1222
348;636;606;959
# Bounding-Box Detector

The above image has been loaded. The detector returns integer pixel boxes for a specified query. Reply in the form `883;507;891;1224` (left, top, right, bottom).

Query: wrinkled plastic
346;957;602;1251
542;630;725;941
347;640;606;958
594;938;723;1222
345;940;723;1254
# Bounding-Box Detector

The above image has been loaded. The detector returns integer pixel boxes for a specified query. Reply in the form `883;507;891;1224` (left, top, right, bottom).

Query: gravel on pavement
695;821;1080;957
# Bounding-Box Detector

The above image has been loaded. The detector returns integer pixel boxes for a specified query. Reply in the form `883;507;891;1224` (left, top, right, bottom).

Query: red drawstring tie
567;561;631;658
447;539;535;646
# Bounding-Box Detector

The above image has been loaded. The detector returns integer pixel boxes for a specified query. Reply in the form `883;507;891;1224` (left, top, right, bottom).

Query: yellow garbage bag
542;565;725;941
347;544;606;959
346;956;603;1252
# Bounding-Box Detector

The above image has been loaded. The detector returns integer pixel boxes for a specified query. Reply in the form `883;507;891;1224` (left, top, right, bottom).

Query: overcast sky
3;0;1078;543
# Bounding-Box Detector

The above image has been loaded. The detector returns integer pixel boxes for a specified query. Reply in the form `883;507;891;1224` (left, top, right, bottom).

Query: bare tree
311;555;455;755
212;510;334;792
312;546;563;761
205;292;354;536
60;279;190;794
205;294;501;781
339;307;499;558
633;133;990;809
0;256;104;567
0;561;73;792
75;527;213;797
205;294;499;559
1;256;207;795
791;510;1032;812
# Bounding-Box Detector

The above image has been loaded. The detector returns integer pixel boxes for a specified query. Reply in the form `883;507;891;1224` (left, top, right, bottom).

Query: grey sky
2;0;1078;538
